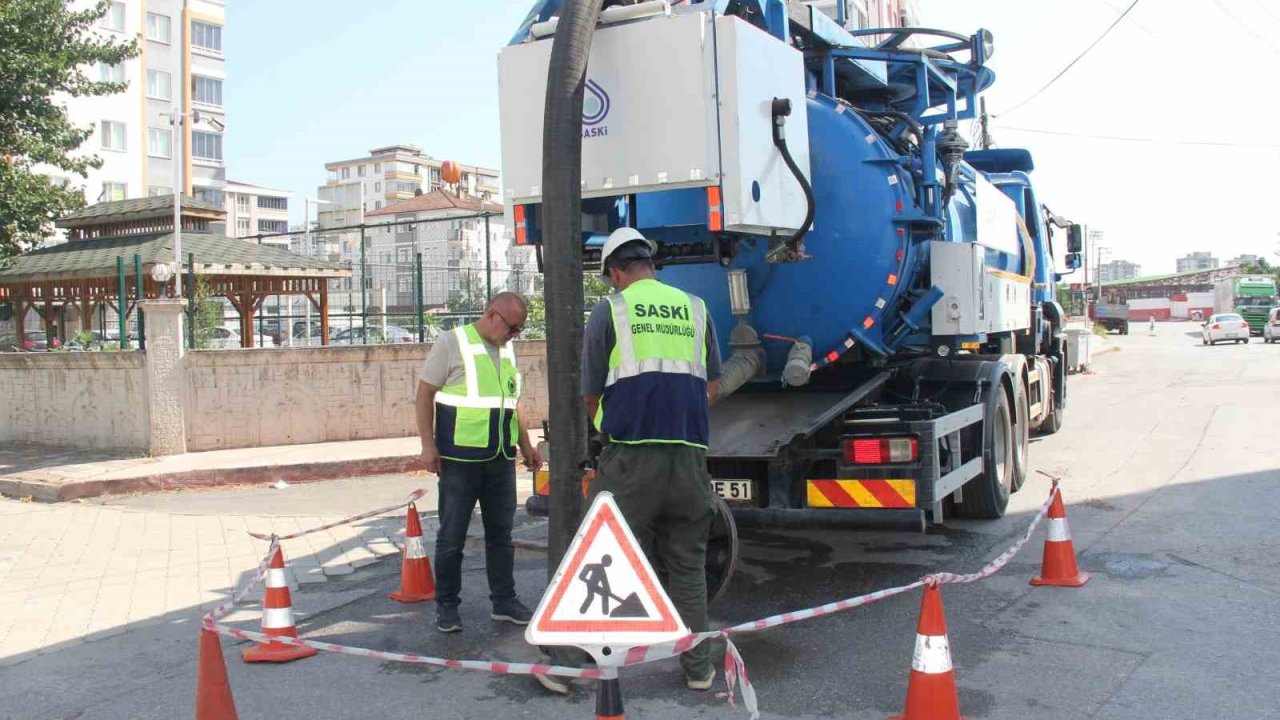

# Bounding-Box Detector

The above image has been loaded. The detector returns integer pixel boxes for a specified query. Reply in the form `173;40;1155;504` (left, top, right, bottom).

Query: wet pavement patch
1086;552;1170;579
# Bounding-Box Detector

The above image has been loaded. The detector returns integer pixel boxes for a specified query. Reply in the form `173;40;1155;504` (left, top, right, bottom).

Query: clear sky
225;0;1280;277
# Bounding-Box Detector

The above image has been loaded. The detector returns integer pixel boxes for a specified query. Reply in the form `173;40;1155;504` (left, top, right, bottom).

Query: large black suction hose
542;0;603;578
771;97;815;256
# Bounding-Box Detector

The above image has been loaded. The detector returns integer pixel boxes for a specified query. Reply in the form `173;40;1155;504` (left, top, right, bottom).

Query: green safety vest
434;323;522;462
597;278;710;447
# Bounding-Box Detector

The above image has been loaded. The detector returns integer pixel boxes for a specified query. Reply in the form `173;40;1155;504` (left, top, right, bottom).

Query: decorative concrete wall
0;352;149;451
1;330;550;454
183;341;549;452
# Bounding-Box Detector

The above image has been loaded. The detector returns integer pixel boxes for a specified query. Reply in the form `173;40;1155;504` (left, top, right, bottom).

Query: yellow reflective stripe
456;326;481;398
842;481;882;507
807;482;834;507
886;479;916;505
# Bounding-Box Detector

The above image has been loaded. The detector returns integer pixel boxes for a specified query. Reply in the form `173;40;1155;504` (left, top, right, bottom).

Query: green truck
1214;276;1279;334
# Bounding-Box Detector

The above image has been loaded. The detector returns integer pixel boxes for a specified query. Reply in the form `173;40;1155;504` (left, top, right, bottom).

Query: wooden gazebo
0;195;349;348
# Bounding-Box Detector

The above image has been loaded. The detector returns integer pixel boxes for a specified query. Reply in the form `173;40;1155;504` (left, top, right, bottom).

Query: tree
0;0;138;265
522;273;613;340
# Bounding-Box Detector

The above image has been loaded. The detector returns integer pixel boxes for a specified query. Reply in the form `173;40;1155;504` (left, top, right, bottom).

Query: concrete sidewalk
0;437;432;502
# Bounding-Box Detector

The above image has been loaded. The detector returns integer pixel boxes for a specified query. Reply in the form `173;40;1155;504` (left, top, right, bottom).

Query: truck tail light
513;204;528;246
844;437;919;464
706;186;723;231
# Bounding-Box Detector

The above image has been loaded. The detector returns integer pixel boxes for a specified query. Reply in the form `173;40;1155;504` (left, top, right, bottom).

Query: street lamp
163;107;224;300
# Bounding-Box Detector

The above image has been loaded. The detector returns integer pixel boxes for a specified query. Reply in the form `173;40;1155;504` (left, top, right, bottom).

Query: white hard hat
599;227;657;275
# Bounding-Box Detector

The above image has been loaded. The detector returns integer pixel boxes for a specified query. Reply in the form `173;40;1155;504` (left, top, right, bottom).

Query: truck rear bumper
731;507;926;532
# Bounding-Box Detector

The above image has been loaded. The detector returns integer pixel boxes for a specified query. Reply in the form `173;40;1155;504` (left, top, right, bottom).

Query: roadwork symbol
526;492;688;651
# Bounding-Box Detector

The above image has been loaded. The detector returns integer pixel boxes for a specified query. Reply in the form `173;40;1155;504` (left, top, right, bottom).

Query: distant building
223;181;291;248
1176;252;1219;273
1227;254;1259;268
1098;259;1141;283
363;191;506;311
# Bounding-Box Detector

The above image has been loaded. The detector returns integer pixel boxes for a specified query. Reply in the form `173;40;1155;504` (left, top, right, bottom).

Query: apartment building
362;191;507;310
1098;259;1141;283
1176;252;1219;273
316;145;499;232
223;181;291;247
53;1;227;213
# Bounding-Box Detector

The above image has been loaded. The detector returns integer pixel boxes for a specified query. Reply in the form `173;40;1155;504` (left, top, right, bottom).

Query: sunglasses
492;308;524;335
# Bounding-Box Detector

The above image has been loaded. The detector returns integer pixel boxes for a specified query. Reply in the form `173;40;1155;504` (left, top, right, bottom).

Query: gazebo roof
56;194;225;230
0;231;347;284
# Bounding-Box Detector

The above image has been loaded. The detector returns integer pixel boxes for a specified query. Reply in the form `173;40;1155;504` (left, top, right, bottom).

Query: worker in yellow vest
416;292;542;635
583;227;723;691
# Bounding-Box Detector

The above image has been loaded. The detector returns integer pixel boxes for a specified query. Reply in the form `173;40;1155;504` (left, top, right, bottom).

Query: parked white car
1201;313;1250;345
1264;307;1280;344
200;326;279;349
330;325;416;345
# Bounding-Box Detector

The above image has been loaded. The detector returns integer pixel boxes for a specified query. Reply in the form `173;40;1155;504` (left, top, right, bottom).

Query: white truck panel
930;241;1031;336
496;11;810;234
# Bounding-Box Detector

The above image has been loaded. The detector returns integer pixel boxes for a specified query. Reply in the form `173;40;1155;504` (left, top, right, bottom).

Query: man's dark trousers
434;457;517;608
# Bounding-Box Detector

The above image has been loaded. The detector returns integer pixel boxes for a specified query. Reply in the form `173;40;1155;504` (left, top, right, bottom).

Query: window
235;194;249;213
101;2;125;31
374;201;382;210
358;165;367;177
147;127;171;158
146;69;171;100
258;220;288;234
191;131;223;161
148;185;172;197
194;187;224;208
100;121;126;151
192;75;222;106
146;12;170;42
341;167;350;180
236;218;250;236
102;182;127;201
373;162;381;173
191;21;222;51
397;276;411;293
257;196;287;210
396;247;411;263
99;62;124;83
374;181;382;193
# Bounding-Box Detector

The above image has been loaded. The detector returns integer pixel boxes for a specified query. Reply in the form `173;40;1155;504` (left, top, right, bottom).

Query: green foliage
0;0;138;265
446;269;487;313
191;277;224;349
522;273;613;340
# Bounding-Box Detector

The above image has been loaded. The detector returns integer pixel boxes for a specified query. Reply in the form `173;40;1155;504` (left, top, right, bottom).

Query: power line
1254;0;1280;23
996;0;1142;117
995;124;1280;149
1209;0;1280;56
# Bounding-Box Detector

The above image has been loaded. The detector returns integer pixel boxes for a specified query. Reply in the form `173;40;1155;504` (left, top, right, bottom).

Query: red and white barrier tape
208;483;1062;720
246;489;425;540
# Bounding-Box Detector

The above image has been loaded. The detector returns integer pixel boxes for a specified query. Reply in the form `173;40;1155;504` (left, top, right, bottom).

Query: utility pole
484;214;493;301
978;97;993;150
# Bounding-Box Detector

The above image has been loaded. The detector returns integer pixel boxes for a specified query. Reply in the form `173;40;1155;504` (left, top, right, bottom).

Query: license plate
712;479;753;501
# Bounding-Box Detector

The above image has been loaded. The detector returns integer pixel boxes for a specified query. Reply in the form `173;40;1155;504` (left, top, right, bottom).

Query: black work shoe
436;605;463;634
490;598;533;625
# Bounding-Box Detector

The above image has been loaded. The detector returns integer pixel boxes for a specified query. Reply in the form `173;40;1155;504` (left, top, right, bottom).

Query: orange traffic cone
1030;489;1091;587
242;547;318;663
390;503;435;603
887;583;966;720
195;628;239;720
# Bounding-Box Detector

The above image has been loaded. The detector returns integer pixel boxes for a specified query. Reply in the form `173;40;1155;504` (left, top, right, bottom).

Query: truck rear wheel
1011;382;1030;492
955;390;1013;519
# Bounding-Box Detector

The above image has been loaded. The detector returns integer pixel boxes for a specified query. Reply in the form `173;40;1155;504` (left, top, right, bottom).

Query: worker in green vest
581;227;724;691
416;292;542;637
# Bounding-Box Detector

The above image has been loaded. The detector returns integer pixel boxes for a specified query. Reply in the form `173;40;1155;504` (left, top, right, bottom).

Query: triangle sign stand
527;492;688;663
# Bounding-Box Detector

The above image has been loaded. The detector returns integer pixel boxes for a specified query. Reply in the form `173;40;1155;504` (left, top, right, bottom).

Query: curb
0;454;421;504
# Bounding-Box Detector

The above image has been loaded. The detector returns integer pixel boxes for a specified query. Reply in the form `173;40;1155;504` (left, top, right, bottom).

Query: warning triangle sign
526;492;688;651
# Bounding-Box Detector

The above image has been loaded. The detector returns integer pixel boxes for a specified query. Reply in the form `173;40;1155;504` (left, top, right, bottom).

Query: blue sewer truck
497;1;1085;574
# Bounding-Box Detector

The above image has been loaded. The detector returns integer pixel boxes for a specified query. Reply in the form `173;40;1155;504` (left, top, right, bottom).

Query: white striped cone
888;583;965;720
390;503;435;602
1030;489;1090;587
243;547;317;663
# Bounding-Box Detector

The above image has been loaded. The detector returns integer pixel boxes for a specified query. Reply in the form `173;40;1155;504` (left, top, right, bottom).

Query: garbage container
1065;328;1091;374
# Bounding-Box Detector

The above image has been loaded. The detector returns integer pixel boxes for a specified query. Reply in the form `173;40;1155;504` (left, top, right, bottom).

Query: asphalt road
3;322;1277;719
